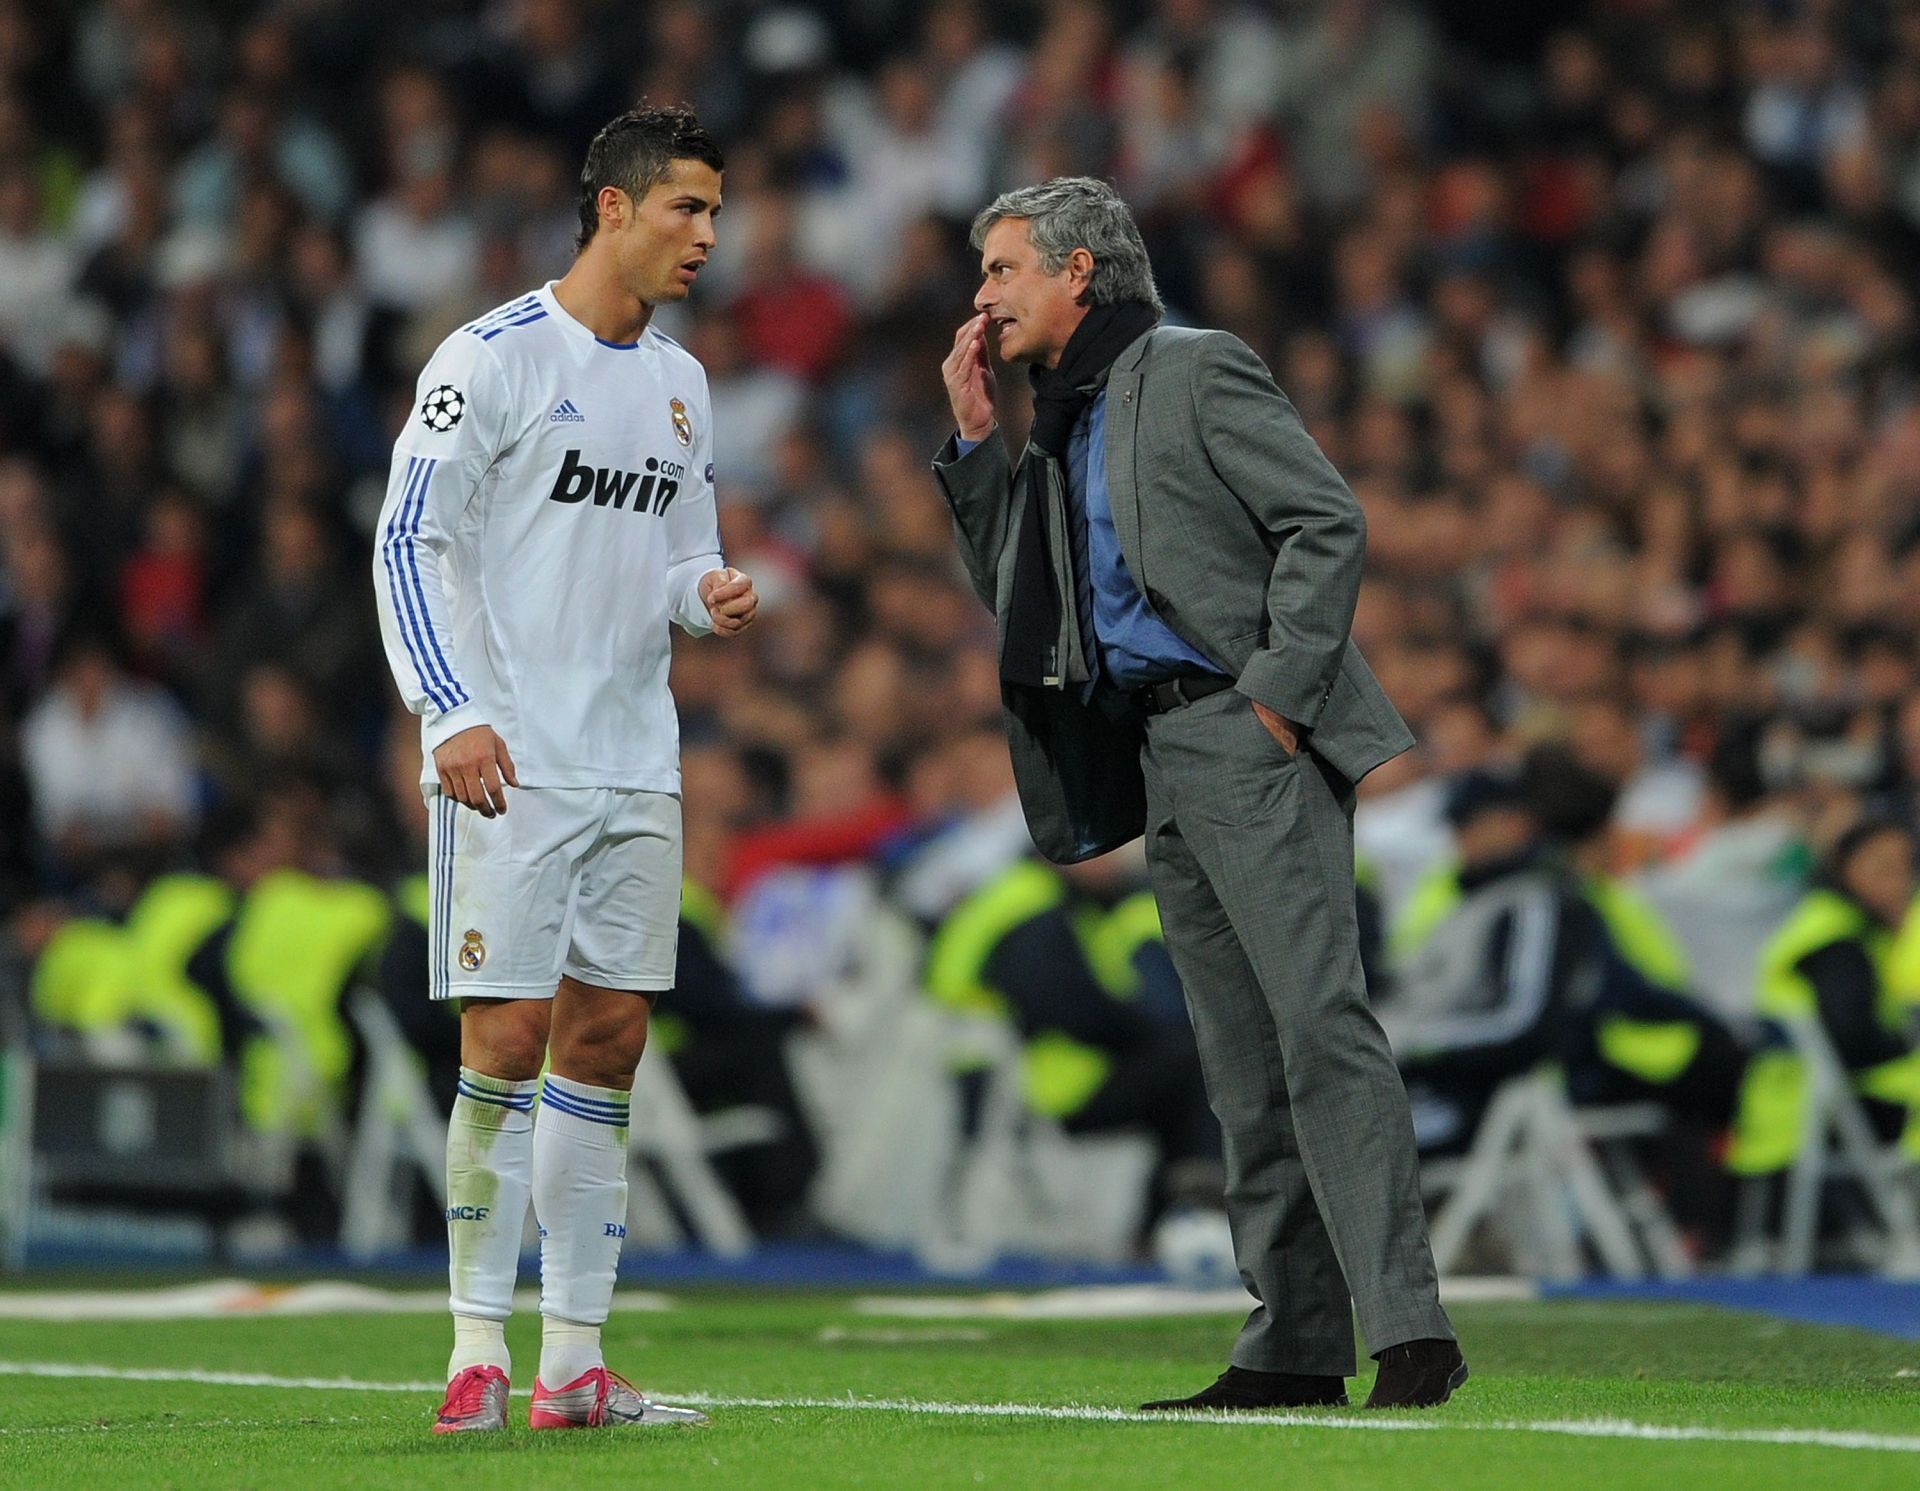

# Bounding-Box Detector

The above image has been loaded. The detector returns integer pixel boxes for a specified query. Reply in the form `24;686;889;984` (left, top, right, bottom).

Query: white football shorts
424;786;682;1000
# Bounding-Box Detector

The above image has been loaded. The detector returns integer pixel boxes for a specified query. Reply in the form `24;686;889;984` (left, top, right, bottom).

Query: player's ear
597;184;628;233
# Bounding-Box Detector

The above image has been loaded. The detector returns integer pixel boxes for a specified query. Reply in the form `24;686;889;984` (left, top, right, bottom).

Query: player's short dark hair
575;104;724;252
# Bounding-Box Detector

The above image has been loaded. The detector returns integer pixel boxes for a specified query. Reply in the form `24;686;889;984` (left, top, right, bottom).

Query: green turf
2;1293;1918;1489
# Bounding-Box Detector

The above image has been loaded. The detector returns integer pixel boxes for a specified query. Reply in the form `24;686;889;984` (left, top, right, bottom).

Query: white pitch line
1;1361;1916;1455
0;1362;445;1394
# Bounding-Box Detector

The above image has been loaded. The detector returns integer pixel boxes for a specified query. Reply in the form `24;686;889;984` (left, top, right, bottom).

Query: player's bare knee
460;998;551;1080
550;1013;649;1087
550;985;651;1087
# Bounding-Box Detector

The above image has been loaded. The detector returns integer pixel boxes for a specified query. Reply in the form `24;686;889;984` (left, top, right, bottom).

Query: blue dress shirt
957;397;1224;691
1069;394;1224;689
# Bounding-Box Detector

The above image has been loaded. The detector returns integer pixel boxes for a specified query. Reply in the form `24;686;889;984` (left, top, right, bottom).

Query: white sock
539;1317;603;1388
445;1066;537;1378
533;1073;631;1383
449;1315;508;1379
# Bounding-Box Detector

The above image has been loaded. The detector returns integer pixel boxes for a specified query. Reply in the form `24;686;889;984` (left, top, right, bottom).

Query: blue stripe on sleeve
382;457;452;711
479;309;549;340
398;455;464;708
400;459;468;707
462;294;540;335
394;458;454;707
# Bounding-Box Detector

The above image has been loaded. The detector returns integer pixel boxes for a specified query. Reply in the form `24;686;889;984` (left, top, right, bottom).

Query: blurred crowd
7;0;1920;1251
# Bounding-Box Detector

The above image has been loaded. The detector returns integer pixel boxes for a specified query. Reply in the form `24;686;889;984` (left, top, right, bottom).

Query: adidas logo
549;399;586;424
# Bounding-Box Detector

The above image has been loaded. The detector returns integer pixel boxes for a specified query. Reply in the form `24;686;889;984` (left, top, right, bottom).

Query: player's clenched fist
433;724;519;818
700;566;757;636
942;313;998;443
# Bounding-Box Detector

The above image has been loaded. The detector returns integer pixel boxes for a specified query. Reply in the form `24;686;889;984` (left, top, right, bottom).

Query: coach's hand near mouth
941;312;999;443
434;725;520;818
700;566;758;636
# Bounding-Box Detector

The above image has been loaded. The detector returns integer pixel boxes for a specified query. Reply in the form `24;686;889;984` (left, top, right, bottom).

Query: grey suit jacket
933;324;1414;863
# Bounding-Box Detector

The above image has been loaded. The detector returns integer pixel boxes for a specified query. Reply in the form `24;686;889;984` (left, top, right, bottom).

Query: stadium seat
916;1013;1154;1274
624;1053;767;1258
1729;1018;1920;1278
1422;1067;1691;1281
339;994;449;1259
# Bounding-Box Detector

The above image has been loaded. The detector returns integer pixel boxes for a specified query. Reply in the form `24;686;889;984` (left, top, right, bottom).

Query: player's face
974;217;1091;368
620;159;722;305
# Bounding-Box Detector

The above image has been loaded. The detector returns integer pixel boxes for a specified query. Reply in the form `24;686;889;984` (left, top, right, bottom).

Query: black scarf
1000;299;1160;689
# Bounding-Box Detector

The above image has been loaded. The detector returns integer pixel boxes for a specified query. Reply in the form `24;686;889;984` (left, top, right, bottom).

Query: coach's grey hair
970;177;1164;315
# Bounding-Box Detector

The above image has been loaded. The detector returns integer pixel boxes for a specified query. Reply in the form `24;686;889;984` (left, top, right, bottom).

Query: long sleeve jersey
373;282;723;791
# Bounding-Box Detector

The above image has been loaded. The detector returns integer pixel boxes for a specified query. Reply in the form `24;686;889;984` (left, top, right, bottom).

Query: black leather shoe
1139;1366;1348;1412
1363;1338;1468;1408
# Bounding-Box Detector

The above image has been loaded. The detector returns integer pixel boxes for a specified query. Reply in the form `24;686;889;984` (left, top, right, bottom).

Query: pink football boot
528;1366;710;1428
432;1365;510;1433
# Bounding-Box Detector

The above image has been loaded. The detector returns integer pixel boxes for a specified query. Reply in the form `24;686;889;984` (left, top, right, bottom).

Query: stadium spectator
1383;759;1778;1180
20;626;196;881
925;852;1223;1224
0;159;77;377
1760;817;1920;1150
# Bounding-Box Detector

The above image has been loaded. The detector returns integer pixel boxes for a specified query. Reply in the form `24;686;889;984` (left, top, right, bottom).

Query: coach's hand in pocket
1250;700;1302;758
700;567;758;636
434;725;519;818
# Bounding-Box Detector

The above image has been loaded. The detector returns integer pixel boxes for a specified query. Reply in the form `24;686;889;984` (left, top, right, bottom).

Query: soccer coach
933;178;1464;1411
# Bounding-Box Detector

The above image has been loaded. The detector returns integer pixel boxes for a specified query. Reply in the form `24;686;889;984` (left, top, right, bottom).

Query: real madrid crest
669;397;692;447
458;929;487;972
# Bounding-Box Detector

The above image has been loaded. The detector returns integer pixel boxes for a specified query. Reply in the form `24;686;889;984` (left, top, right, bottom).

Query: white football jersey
373;282;723;790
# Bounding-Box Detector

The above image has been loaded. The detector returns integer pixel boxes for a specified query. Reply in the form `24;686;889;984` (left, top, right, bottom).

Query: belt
1136;673;1235;716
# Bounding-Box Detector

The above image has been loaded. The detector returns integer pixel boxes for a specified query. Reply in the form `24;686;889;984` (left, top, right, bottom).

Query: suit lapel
1102;327;1153;586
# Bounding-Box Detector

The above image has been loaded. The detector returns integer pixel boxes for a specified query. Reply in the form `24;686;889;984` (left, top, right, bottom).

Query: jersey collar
539;281;652;352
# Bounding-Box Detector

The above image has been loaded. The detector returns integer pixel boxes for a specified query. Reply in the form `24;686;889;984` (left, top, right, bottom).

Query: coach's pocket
1236;693;1300;765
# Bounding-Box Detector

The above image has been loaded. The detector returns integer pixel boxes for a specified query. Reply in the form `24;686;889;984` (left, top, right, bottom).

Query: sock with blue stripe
533;1072;631;1386
446;1067;538;1379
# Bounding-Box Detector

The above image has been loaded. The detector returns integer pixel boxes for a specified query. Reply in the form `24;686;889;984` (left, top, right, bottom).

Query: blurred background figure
21;625;196;886
925;848;1223;1229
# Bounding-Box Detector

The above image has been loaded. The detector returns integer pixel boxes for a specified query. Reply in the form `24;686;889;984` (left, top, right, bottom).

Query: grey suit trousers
1141;685;1453;1374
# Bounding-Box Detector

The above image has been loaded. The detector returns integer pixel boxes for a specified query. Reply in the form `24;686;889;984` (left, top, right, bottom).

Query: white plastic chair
915;1014;1155;1274
1729;1017;1920;1278
339;993;450;1259
1422;1067;1690;1280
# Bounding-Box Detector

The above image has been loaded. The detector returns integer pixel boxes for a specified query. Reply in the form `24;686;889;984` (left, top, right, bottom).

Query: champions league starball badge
421;384;466;432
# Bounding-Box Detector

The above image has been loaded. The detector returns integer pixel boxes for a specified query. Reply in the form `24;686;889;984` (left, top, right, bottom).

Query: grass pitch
2;1288;1918;1489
